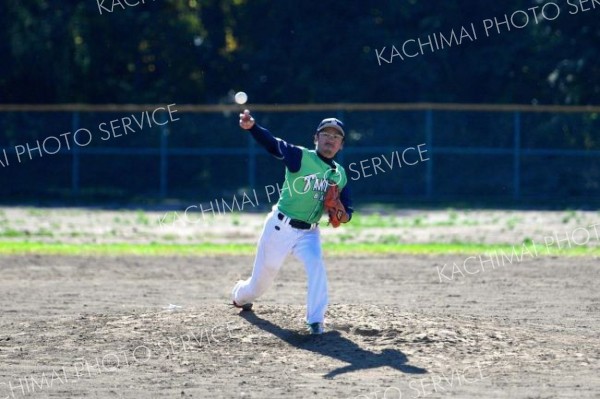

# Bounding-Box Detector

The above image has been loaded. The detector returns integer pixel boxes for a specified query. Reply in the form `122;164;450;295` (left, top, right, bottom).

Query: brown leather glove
323;184;346;228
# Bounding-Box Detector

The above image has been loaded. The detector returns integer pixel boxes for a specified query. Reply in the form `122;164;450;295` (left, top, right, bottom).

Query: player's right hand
239;109;255;130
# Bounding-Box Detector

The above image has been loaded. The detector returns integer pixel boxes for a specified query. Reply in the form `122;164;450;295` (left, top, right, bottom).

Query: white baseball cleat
230;280;252;311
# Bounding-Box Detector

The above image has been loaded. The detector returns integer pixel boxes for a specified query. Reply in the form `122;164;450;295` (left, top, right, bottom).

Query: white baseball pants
231;206;328;324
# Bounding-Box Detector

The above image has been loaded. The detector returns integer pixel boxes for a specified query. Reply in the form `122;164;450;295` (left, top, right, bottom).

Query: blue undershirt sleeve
340;184;354;221
248;124;302;172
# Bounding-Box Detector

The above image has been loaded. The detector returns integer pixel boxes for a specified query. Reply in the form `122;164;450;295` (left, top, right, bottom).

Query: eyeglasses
319;131;344;141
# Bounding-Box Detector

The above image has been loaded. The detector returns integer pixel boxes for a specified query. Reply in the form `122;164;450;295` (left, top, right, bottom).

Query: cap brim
318;124;345;137
329;127;345;137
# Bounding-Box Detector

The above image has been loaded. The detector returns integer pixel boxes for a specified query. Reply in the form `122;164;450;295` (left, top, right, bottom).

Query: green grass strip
0;241;598;257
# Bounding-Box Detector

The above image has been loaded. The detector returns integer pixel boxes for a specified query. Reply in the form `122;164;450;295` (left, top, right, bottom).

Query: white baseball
235;91;248;105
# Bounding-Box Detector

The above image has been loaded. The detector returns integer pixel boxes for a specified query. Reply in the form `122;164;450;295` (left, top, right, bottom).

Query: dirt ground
1;206;599;247
0;253;598;398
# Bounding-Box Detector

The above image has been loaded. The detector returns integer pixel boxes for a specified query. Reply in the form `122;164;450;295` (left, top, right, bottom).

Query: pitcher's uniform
231;122;353;325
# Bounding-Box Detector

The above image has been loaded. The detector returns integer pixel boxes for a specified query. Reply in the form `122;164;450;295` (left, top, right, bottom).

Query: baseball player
231;109;353;334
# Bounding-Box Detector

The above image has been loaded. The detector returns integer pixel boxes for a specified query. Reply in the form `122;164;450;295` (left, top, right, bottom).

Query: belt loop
277;211;290;225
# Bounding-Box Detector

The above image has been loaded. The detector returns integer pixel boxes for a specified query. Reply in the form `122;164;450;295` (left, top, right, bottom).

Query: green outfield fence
0;103;599;207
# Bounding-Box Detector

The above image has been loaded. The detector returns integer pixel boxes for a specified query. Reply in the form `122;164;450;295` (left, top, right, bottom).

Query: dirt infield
0;253;598;398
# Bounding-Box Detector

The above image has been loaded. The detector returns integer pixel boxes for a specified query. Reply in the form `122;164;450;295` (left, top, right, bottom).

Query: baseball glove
324;184;346;228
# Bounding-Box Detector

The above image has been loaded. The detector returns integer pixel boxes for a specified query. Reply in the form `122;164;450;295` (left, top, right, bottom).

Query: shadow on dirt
239;311;428;379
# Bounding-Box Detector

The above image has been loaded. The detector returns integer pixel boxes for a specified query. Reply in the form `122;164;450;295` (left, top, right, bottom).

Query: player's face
315;128;344;159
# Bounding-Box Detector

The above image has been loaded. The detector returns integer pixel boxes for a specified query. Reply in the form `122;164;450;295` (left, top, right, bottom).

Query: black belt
277;212;313;230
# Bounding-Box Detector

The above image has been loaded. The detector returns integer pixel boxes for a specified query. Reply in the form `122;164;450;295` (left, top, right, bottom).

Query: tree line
1;0;598;106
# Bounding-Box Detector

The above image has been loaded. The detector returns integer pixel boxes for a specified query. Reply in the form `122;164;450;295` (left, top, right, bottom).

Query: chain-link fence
0;103;598;207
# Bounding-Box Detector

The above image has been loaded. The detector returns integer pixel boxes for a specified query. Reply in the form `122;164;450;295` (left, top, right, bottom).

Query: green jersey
277;147;347;224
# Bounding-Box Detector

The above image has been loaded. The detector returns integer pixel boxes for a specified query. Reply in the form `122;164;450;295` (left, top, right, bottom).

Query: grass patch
0;241;598;257
135;210;150;226
0;229;26;238
562;210;578;224
346;212;483;229
35;228;54;237
345;213;401;228
26;209;48;217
